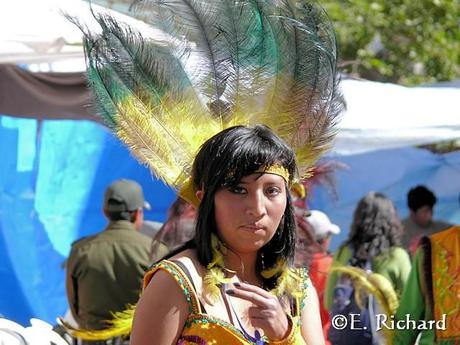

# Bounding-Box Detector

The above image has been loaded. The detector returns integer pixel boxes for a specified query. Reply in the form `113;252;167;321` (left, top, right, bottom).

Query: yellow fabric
254;165;290;183
144;260;307;344
290;182;305;199
178;177;200;207
430;226;460;340
268;315;306;345
180;315;305;345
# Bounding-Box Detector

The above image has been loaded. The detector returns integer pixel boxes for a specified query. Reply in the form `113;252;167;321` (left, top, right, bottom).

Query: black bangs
193;125;297;192
223;137;293;187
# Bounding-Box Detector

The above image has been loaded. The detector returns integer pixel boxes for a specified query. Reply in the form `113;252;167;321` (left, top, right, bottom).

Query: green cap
103;179;150;212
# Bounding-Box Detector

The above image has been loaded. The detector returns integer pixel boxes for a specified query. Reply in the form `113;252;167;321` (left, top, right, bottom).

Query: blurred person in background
401;185;450;254
394;193;460;345
291;178;341;345
303;210;340;345
66;179;151;345
149;197;196;263
325;192;411;345
292;182;320;268
139;220;163;238
292;161;347;269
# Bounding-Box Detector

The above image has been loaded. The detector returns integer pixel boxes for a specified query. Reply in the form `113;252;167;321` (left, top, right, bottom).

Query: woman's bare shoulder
170;249;205;276
168;248;206;293
131;259;191;344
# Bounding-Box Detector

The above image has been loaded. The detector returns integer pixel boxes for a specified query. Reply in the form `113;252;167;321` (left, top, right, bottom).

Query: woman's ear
195;190;204;202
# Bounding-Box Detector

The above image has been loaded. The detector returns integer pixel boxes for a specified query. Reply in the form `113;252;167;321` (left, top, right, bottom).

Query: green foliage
419;139;460;153
320;0;460;85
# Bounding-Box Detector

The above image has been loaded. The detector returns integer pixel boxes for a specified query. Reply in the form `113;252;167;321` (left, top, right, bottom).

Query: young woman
324;192;411;345
130;125;324;345
325;192;411;307
66;1;343;343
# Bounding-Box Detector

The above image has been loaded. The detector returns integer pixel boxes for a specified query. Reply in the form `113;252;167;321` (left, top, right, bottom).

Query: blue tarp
0;115;175;325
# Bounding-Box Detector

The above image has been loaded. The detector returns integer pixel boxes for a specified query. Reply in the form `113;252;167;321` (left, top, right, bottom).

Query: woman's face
213;172;287;254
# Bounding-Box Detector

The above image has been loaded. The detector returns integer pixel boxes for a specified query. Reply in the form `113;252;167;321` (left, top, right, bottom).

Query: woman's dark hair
151;197;196;261
153;197;195;245
190;124;298;290
346;192;402;268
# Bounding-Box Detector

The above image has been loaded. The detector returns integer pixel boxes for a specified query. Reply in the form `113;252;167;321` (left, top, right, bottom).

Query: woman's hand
226;282;290;341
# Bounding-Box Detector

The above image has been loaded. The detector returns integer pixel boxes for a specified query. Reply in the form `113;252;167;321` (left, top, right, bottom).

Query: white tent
333;78;460;154
0;0;85;67
0;0;168;71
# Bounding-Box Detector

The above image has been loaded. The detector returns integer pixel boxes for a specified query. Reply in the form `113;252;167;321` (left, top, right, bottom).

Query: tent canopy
0;0;169;69
333;78;460;154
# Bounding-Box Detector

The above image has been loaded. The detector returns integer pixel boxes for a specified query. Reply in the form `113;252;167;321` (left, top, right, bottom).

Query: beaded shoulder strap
293;267;310;319
144;259;202;314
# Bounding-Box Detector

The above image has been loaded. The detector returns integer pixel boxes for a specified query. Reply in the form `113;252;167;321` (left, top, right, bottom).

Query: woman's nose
246;191;266;218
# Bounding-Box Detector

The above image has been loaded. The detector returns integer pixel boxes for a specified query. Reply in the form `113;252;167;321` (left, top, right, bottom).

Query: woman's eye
229;186;246;194
266;186;282;196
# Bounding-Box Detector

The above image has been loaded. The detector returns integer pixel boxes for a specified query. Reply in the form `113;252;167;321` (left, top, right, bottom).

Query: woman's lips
240;224;264;232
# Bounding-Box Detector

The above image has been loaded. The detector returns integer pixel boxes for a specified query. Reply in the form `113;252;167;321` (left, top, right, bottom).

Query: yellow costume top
144;260;309;345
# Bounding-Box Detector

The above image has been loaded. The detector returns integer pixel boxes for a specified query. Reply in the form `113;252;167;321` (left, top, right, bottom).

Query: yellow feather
203;267;232;303
368;273;400;314
260;258;286;279
58;306;135;340
261;259;303;298
331;266;400;345
202;234;232;303
82;1;343;206
271;268;303;299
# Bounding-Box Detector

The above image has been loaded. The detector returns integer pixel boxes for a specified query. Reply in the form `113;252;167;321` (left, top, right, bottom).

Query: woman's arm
300;280;325;345
130;269;190;345
395;247;412;295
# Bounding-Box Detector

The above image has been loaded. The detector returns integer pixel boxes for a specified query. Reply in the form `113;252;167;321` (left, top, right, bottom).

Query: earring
260;252;266;270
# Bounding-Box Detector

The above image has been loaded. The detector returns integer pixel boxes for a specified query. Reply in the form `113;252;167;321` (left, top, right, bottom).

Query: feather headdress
75;0;343;205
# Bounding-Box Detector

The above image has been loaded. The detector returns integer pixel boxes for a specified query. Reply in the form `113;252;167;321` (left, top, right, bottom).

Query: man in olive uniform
66;179;152;344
